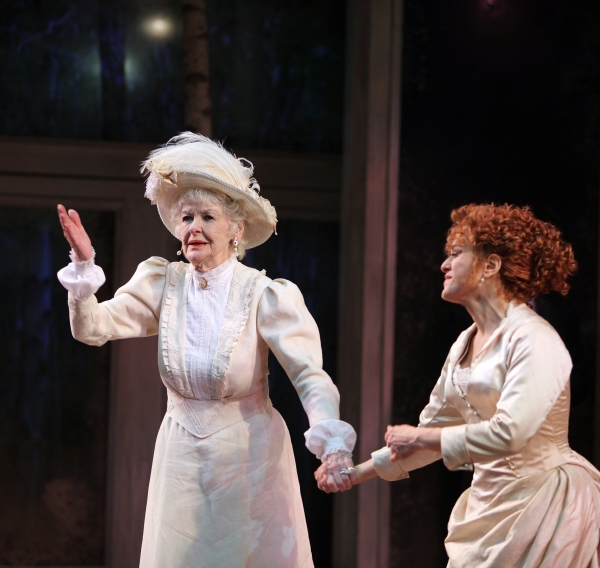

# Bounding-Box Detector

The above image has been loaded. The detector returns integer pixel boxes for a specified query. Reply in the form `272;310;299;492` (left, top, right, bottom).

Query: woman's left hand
57;204;94;261
314;450;356;493
385;424;441;462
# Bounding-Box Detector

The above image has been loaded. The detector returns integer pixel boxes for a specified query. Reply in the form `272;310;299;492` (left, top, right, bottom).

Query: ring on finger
340;467;356;476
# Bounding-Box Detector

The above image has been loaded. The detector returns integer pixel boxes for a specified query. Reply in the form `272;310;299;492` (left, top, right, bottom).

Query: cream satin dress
373;302;600;567
58;254;356;568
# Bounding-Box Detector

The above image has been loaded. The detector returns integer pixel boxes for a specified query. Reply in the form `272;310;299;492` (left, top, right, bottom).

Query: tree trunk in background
183;0;212;137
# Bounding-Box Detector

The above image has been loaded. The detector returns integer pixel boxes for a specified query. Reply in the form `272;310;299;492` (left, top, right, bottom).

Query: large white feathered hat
141;132;277;249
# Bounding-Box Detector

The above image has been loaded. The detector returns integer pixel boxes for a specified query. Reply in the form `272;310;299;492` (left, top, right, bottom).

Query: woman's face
440;241;482;304
178;200;242;271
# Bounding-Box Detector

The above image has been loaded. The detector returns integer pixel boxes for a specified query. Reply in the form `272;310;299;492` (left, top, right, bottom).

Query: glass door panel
0;207;114;566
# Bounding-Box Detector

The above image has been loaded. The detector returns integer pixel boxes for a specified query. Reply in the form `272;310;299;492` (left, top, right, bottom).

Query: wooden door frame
334;1;404;566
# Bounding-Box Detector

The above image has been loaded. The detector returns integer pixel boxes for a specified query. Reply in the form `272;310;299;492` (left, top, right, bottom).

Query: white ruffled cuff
57;249;106;300
304;419;357;460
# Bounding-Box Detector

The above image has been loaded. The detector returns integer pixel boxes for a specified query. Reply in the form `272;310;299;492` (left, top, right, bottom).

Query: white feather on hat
141;132;277;249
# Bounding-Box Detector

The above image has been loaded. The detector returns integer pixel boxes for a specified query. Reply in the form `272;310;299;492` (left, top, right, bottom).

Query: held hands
385;424;442;462
313;427;423;492
314;450;357;493
314;425;442;492
57;204;94;262
385;424;420;462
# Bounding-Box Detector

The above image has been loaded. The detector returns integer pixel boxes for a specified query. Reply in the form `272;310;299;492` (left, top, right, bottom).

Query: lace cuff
57;249;106;300
304;418;357;460
69;248;97;277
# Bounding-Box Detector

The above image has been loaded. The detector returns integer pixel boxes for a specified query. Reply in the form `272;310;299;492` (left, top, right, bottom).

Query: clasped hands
315;425;440;493
313;426;421;493
314;450;357;493
385;424;428;462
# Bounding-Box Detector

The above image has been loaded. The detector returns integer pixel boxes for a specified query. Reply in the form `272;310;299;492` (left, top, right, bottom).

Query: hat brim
154;172;276;249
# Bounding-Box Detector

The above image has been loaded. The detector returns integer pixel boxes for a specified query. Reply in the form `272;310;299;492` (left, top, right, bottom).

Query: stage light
145;16;173;39
484;0;502;10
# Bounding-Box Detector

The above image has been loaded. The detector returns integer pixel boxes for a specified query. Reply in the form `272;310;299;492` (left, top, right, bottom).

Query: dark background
391;1;599;565
0;0;599;566
0;209;114;565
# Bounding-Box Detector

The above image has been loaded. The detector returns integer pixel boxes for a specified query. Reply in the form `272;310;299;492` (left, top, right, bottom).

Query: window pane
0;0;184;143
1;0;345;151
0;0;103;140
207;0;346;152
0;207;114;566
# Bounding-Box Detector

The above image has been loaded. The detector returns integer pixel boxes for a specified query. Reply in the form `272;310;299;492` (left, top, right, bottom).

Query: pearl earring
233;238;239;257
177;247;183;256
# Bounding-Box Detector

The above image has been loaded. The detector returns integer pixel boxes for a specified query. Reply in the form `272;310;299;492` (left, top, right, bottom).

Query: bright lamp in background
145;16;174;39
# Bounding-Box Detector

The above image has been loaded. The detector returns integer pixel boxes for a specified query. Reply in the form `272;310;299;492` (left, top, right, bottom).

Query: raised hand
314;450;358;493
57;204;94;261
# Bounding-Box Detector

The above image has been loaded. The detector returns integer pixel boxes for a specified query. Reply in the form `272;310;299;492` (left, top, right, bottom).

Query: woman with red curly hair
318;204;600;566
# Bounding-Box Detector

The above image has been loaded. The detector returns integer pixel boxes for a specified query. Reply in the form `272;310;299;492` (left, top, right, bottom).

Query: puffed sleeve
371;353;466;481
57;255;107;300
441;322;572;471
62;256;169;347
257;278;356;459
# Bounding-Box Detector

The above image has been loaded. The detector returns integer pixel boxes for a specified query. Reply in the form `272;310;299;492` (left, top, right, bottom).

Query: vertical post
106;198;173;568
182;0;212;136
334;0;403;566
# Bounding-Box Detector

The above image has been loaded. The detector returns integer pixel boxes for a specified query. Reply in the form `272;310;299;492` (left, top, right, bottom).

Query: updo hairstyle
445;203;577;302
174;187;249;259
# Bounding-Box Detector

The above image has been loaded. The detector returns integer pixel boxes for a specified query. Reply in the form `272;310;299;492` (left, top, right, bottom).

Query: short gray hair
174;188;248;258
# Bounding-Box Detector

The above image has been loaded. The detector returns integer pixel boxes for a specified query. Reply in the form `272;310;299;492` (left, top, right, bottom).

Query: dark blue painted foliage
0;208;114;564
207;0;346;152
1;0;345;151
0;0;184;142
0;0;102;139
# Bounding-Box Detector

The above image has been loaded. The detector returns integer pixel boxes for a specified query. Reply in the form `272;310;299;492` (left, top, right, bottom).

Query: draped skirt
446;460;600;567
139;404;313;568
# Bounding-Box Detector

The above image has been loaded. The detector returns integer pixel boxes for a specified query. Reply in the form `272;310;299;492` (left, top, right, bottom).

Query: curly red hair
446;204;577;301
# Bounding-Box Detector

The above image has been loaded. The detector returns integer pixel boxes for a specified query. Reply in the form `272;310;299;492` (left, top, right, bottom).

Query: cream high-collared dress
372;302;600;568
58;254;356;568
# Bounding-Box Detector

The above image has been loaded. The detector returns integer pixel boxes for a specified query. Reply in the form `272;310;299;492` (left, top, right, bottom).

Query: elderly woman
56;133;356;568
321;204;600;567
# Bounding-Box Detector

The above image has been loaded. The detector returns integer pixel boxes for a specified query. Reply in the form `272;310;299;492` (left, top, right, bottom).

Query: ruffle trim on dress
69;246;96;269
57;250;106;301
304;418;357;460
208;263;267;400
159;262;194;398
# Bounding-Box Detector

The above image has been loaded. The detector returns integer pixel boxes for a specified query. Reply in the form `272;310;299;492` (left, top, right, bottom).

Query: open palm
57;204;94;261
